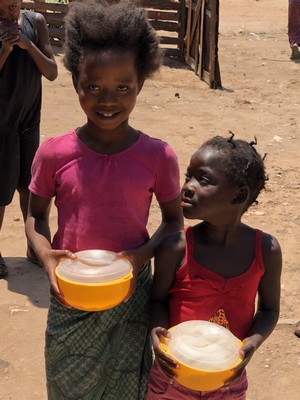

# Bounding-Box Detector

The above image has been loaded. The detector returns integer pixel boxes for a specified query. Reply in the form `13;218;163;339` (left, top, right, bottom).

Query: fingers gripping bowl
160;320;243;391
55;250;133;311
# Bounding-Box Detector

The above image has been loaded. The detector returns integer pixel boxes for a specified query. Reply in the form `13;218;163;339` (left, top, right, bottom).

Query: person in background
146;134;282;399
288;0;300;59
25;1;183;398
0;0;57;277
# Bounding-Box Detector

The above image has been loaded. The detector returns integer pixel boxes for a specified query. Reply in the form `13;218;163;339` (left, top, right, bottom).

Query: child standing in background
146;134;282;399
0;0;57;277
25;1;182;399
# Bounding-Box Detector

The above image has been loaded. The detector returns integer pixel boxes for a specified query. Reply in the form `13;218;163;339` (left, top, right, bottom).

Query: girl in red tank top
146;133;282;400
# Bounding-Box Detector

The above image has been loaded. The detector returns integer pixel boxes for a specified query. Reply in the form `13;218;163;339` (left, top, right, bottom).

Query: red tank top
169;227;265;340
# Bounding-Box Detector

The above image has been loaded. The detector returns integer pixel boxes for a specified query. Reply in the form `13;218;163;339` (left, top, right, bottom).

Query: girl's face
73;49;143;134
181;146;241;222
0;0;21;23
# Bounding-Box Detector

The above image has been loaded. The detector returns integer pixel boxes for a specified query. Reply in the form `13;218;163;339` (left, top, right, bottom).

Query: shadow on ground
3;257;50;308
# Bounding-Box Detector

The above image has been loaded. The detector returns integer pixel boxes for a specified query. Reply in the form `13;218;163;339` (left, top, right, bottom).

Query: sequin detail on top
209;308;230;331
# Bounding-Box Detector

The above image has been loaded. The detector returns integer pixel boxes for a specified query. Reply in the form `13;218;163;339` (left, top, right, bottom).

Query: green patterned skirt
46;262;153;400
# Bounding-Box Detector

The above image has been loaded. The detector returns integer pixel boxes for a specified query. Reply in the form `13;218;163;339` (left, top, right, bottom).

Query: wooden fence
183;0;221;88
21;0;221;88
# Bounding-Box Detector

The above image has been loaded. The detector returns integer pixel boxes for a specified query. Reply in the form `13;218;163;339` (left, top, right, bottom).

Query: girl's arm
233;233;282;375
122;195;183;299
150;231;186;378
25;193;75;305
150;231;184;329
16;13;57;81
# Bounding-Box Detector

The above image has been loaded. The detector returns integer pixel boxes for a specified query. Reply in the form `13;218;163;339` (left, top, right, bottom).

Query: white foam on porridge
166;320;240;370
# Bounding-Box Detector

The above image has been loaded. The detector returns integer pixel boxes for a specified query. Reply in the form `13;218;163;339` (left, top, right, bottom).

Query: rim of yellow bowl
160;330;244;373
55;267;133;287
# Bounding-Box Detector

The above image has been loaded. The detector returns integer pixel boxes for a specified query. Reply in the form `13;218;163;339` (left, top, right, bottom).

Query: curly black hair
202;133;268;207
63;0;163;80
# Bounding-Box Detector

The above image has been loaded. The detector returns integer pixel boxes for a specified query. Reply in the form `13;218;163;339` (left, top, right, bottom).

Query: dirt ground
0;0;299;399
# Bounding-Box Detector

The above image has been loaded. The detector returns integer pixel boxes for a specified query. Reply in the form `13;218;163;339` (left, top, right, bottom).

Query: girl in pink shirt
25;1;182;399
146;134;282;399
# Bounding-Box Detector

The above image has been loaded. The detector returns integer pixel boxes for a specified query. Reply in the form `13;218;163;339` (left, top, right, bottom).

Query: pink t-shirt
29;130;180;253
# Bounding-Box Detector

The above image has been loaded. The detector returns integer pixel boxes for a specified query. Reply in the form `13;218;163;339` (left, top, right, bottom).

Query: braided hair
201;132;268;207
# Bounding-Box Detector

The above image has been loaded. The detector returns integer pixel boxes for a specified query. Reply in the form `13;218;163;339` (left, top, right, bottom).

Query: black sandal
0;255;8;279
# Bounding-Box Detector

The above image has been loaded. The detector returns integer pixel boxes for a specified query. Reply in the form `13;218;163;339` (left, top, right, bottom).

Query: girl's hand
224;336;257;385
151;327;179;379
41;249;77;308
116;248;145;301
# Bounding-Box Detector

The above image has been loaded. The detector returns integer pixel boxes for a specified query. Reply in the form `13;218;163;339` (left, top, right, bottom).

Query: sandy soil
0;0;299;399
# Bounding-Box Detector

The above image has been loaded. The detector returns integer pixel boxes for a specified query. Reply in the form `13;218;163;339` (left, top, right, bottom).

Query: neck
200;221;244;247
77;122;138;154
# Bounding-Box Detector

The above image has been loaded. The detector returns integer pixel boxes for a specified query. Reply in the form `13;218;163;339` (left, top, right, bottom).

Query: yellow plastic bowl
160;327;243;391
55;268;133;311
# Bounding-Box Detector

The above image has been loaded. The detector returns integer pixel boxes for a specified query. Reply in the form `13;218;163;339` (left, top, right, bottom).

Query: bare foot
290;44;300;60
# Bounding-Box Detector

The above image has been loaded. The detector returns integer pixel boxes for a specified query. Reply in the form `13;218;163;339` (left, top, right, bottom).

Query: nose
182;181;195;199
98;89;117;105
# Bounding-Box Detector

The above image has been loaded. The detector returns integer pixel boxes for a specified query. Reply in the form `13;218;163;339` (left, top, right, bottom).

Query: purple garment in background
288;0;300;46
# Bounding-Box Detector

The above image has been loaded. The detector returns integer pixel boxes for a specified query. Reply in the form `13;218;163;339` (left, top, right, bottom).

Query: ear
232;185;250;205
72;74;79;93
137;79;145;94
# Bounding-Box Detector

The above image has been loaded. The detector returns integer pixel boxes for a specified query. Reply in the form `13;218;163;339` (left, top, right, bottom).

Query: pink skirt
145;361;248;400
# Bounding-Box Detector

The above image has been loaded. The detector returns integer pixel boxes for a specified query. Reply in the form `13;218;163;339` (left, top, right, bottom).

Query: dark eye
117;85;128;92
88;85;100;91
198;176;210;185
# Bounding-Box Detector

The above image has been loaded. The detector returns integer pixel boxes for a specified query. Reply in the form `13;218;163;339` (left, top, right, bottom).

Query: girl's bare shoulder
261;231;282;273
261;231;281;254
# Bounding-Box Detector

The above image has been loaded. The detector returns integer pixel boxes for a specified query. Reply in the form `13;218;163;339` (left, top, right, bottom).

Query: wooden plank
164;47;180;57
209;0;217;88
22;1;68;13
198;0;205;77
150;20;179;32
190;0;202;46
178;0;187;60
202;69;210;86
210;0;221;88
186;54;196;70
147;10;178;21
194;18;200;75
159;36;180;45
41;13;65;26
185;0;193;63
141;0;180;11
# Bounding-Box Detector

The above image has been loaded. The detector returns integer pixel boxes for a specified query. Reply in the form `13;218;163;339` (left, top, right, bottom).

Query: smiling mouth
96;111;120;118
